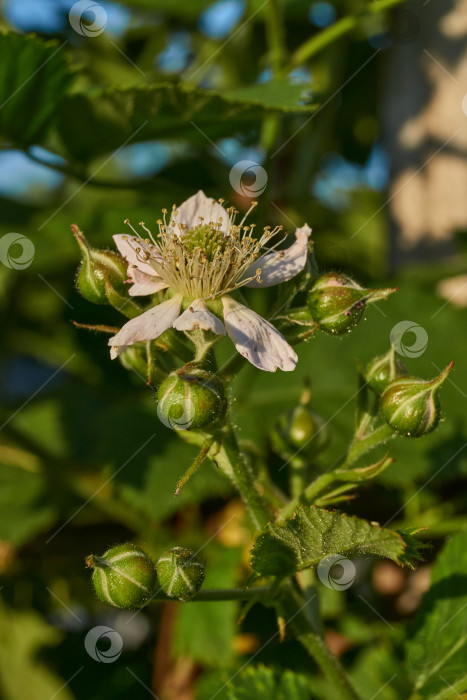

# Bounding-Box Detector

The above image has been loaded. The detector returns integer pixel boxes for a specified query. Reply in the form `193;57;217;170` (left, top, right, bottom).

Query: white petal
110;345;128;359
128;269;169;297
243;224;312;288
113;234;161;277
173;299;226;335
109;294;182;351
222;296;297;372
171;190;230;234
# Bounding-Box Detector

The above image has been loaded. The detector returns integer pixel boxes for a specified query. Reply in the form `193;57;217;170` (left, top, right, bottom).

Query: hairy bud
308;273;396;335
156;547;205;601
157;367;226;431
381;363;453;437
364;348;407;395
72;225;127;305
86;543;157;609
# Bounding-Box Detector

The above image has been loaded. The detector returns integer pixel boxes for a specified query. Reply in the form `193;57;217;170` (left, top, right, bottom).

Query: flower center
182;225;226;262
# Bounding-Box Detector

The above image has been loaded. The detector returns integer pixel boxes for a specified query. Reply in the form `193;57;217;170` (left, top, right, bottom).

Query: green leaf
0;463;55;546
0;602;73;700
405;530;467;698
196;664;314;700
224;81;315;111
57;82;316;162
350;645;412;700
0;33;72;145
250;506;420;577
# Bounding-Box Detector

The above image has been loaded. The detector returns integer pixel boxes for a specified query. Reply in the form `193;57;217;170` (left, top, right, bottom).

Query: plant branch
288;0;407;69
150;586;272;603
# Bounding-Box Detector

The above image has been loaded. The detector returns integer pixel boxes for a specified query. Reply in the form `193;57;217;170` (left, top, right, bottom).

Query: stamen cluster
123;201;283;300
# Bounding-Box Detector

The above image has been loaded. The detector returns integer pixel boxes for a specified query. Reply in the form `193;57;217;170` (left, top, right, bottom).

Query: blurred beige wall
384;0;467;268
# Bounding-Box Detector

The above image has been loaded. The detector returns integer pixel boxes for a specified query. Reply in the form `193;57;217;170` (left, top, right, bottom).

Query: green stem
266;0;286;77
260;0;287;153
151;586;272;603
288;0;407;69
340;423;394;470
277;584;361;700
279;471;336;519
215;431;360;698
213;428;274;530
298;632;360;699
279;424;395;518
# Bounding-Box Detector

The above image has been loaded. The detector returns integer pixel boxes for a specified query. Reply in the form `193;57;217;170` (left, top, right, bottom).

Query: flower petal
243;224;312;288
110;345;128;359
109;294;183;352
113;234;161;277
128;269;169;297
171;190;230;234
222;296;297;372
173;299;226;335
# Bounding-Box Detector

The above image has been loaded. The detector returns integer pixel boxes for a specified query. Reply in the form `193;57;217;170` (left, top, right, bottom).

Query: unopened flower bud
157;367;226;431
156;547;205;601
307;273;396;335
381;363;453;437
72;224;127;305
273;405;329;458
86;543;157;609
118;344;148;376
271;385;329;460
364;348;407;395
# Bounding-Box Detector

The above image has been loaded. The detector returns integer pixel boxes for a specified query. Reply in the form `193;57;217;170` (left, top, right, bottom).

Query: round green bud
381;363;453;438
86;543;157;609
364;348;407;395
72;225;128;305
156;547;205;601
157;367;226;431
272;405;329;459
308;273;396;335
118;344;148;377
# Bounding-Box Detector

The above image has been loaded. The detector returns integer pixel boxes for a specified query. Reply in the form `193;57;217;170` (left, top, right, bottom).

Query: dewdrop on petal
86;543;157;609
308;272;396;335
381;363;453;438
157;367;226;431
156;547;205;601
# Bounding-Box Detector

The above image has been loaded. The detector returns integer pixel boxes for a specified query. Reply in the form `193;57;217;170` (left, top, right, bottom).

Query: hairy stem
213;428;274;530
340;423;394;470
151;586;272;603
277;583;361;700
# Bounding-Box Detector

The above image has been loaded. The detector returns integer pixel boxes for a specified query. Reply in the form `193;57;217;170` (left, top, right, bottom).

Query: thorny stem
216;428;362;699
